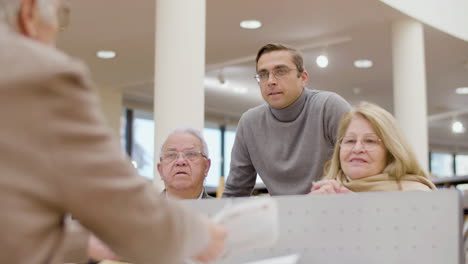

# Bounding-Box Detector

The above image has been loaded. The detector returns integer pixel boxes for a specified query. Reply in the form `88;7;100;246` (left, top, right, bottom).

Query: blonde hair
323;102;428;182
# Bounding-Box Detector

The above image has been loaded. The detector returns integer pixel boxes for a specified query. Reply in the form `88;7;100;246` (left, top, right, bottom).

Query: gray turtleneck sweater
223;89;350;196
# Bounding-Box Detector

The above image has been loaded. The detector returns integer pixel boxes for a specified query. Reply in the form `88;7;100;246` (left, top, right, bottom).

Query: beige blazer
0;25;209;264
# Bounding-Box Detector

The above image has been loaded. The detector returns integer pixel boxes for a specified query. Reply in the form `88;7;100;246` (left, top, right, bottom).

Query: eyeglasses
160;150;207;163
339;136;382;152
255;67;298;83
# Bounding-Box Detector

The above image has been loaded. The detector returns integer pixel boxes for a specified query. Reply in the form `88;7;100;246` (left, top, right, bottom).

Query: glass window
120;109;127;152
430;152;454;177
456;184;468;192
456;154;468;176
224;129;236;178
224;127;263;185
203;126;221;187
132;110;154;179
125;111;266;187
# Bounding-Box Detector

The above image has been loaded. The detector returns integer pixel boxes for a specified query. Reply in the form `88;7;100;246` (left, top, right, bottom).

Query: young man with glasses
0;0;225;263
223;43;351;197
158;128;214;199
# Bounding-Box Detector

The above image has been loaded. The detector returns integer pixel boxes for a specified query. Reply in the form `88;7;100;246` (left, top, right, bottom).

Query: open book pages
102;198;280;264
212;197;279;258
99;261;130;264
243;254;300;264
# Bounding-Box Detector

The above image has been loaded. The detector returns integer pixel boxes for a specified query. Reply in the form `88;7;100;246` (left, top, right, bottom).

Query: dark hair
255;43;305;74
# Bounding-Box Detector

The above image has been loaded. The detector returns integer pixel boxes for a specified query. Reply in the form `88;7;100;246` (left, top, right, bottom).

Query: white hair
160;127;210;158
0;0;56;27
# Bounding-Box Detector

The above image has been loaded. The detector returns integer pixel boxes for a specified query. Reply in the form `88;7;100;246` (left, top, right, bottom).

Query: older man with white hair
158;128;214;199
0;0;225;264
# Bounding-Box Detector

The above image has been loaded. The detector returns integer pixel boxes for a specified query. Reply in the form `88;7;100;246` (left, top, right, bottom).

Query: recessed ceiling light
316;55;328;68
233;87;248;94
96;50;116;59
240;20;262;29
455;87;468;95
354;59;373;68
452;121;465;134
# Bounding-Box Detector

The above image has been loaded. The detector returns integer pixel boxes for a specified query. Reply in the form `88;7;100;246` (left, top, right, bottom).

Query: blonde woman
310;102;436;194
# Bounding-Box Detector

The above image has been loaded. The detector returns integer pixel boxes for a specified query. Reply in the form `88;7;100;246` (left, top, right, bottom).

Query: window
456;154;468;176
121;109;265;187
430;152;454;177
120;109;127;151
224;129;236;178
203;126;221;187
224;127;263;185
132;110;154;179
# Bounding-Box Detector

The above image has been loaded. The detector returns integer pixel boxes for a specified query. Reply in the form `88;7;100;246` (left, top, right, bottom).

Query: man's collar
162;188;205;200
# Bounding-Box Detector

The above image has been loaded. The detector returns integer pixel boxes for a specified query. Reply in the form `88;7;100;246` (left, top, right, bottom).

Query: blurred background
57;0;468;190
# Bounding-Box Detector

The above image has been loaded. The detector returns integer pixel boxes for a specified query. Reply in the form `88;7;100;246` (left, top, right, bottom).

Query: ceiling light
455;87;468;95
96;50;116;59
240;20;262;29
217;69;227;87
452;121;465;134
233;87;248;94
354;60;373;68
316;55;328;68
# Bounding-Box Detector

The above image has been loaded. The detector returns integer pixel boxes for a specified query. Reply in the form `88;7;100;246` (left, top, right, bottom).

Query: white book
212;197;279;258
242;254;300;264
103;198;281;264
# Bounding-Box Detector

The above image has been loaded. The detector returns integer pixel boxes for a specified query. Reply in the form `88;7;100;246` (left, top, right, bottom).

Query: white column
153;0;206;187
391;19;428;171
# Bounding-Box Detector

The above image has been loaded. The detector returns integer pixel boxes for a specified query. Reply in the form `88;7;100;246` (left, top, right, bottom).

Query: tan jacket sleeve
62;218;89;263
37;63;210;264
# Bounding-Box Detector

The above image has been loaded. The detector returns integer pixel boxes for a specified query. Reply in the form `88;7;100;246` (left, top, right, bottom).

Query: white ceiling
57;0;468;150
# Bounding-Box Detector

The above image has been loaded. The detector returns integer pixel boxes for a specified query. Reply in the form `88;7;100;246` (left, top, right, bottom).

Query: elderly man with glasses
0;0;226;263
158;128;214;199
223;43;351;197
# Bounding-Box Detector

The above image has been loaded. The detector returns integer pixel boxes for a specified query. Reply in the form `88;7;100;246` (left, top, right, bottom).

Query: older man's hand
193;216;227;263
310;180;352;195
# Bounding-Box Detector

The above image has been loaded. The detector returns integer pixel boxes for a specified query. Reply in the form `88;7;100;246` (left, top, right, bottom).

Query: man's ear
157;163;164;180
204;159;211;176
300;70;309;87
17;0;39;38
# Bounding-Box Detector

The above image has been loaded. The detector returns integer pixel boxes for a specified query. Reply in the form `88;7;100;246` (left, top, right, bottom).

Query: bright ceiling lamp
240;20;262;29
452;120;466;134
354;59;373;68
217;69;228;88
233;87;248;94
455;87;468;95
316;55;328;68
96;50;116;59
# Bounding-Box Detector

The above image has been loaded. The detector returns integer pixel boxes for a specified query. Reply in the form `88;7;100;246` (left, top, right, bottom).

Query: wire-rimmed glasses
339;136;382;152
160;150;207;163
255;67;298;83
